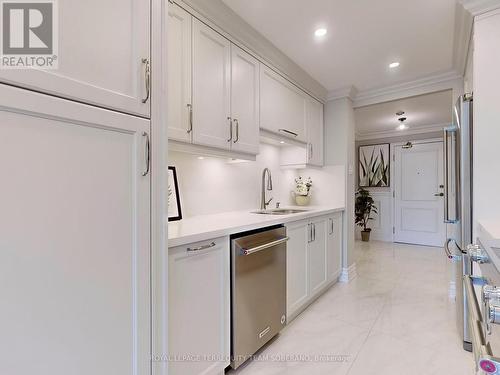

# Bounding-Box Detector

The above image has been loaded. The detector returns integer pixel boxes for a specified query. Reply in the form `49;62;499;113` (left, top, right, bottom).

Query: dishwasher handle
241;236;289;256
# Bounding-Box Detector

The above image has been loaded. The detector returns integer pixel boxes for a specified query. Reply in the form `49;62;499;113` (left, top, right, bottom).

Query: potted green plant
355;188;377;241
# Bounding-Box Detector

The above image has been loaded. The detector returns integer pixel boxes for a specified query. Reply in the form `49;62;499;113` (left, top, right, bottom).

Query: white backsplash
168;143;345;218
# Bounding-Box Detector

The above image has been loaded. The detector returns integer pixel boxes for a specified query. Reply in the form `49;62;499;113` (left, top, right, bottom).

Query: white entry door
394;141;446;247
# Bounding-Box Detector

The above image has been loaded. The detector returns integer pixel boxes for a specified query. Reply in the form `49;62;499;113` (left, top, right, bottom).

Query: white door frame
389;138;443;245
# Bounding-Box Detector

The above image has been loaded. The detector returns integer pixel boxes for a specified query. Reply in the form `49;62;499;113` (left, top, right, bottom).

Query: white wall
169;143;345;218
324;97;356;267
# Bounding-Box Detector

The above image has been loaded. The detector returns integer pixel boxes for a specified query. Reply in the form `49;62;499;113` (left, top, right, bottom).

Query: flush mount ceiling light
397;117;408;130
314;28;327;37
389;61;400;69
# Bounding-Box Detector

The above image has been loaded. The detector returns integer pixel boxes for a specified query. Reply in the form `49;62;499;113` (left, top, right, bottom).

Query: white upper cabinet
260;65;307;142
306;98;324;166
167;4;192;142
0;85;150;375
230;44;260;155
192;19;232;149
0;0;151;117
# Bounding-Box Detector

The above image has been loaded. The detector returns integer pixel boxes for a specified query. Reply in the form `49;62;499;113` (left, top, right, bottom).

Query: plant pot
295;195;310;206
361;230;371;242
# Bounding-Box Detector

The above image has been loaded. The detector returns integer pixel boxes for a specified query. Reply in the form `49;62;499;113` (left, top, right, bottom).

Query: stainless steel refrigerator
443;93;473;351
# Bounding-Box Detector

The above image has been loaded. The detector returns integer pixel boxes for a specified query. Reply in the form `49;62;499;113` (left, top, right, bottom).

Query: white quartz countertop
168;205;345;248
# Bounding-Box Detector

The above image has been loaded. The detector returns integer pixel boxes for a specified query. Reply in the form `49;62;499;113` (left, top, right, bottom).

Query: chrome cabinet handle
310;144;313;160
233;119;239;143
241;237;289;255
227;117;232;142
434;192;444;197
312;223;316;242
187;241;216;252
142;132;150;176
329;218;334;235
278;128;298;137
141;58;150;104
186;104;193;133
307;224;312;243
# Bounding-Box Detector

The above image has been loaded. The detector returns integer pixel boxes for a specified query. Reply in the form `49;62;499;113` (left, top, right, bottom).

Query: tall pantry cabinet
0;1;154;374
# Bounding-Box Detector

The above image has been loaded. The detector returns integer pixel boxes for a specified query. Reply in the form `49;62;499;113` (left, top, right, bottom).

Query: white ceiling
354;90;452;137
221;0;458;93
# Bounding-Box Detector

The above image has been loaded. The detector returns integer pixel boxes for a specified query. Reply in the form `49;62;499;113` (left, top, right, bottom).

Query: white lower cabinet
286;213;343;321
286;221;310;319
169;237;230;375
0;85;151;375
327;213;343;282
308;217;328;297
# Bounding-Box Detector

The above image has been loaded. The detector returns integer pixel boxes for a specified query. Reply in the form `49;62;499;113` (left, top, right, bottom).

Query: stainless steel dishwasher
230;225;288;369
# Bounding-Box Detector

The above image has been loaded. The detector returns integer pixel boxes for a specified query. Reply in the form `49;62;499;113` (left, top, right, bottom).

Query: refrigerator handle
443;127;459;223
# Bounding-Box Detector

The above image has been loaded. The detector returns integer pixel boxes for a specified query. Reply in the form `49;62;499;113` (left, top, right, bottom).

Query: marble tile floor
229;240;474;375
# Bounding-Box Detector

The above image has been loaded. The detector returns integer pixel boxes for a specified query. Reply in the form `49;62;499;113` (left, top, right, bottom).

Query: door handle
278;128;298;138
141;58;150;104
434;193;444;197
142;131;150;176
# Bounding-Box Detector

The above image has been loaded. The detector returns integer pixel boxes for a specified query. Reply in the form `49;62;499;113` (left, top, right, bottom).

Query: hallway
232;241;474;375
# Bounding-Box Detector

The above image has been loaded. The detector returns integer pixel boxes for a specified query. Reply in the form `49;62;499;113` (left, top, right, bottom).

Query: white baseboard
339;263;357;283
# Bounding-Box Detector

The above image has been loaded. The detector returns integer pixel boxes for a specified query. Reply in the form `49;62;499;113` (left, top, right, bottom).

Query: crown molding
326;85;358;101
351;70;463;108
355;123;449;141
460;0;500;16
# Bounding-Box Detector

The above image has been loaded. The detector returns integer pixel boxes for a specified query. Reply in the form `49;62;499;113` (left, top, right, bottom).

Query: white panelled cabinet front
169;237;230;375
286;214;342;321
308;217;328;297
286;220;310;320
167;3;193;142
306;98;324;167
230;44;260;155
327;213;342;282
260;65;307;142
0;85;151;375
192;19;232;149
0;0;151;117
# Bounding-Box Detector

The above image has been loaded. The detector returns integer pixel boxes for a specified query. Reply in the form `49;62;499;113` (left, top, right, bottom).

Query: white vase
295;195;310;206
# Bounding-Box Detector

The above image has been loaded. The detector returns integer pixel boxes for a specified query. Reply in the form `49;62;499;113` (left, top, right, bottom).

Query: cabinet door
192;19;231;149
260;65;307;142
230;45;260;155
0;0;150;117
327;213;342;282
306;99;324;166
286;221;309;320
0;85;151;375
169;237;230;375
167;4;192;142
308;218;328;297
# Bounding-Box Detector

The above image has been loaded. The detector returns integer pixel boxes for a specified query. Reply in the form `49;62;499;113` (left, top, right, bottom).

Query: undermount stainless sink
251;208;309;215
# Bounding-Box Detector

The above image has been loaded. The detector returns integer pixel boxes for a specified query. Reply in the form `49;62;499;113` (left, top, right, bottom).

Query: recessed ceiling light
397;124;407;130
197;156;205;160
314;28;327;37
389;62;400;69
279;141;285;144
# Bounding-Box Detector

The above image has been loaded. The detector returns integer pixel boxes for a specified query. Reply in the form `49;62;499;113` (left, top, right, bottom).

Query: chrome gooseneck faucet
260;168;273;210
